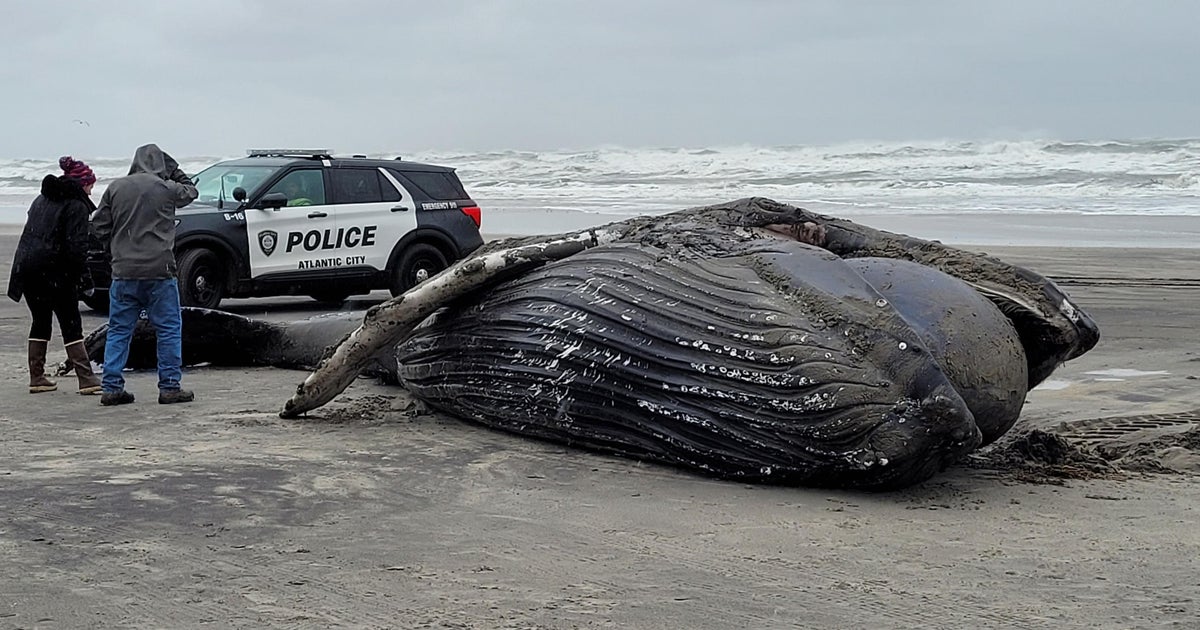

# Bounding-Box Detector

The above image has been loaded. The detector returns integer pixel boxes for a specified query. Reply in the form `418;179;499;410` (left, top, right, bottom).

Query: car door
244;167;336;279
329;167;417;272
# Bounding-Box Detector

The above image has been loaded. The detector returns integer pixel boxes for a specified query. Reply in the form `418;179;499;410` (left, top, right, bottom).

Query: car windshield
192;165;279;204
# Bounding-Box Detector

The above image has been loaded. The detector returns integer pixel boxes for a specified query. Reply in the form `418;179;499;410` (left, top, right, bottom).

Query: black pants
24;281;84;343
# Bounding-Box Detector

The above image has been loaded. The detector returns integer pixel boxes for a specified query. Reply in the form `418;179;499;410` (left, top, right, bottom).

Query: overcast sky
3;1;1197;158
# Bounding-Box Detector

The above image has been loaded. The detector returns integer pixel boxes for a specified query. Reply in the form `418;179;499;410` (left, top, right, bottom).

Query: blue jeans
102;278;184;393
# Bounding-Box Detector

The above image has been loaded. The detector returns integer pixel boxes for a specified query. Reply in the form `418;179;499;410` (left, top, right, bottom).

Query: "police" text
286;226;378;253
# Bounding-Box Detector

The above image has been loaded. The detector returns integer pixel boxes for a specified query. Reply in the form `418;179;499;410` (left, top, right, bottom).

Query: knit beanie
59;156;97;187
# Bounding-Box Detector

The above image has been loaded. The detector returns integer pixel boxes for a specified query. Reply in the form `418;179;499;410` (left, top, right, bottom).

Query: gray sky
3;0;1197;158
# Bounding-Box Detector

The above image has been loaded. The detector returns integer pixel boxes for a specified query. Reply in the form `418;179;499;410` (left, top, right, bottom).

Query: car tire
389;243;448;297
177;247;225;309
82;290;109;314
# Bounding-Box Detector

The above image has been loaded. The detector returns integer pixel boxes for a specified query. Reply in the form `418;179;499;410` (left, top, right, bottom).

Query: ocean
3;139;1199;242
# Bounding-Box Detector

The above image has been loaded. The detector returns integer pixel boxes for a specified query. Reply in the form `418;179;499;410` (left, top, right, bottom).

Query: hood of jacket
128;143;173;179
39;174;88;203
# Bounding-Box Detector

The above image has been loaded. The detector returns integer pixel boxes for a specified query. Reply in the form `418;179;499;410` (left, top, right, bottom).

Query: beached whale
79;198;1099;489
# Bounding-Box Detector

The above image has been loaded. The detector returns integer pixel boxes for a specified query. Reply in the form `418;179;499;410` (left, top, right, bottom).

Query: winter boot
27;339;57;393
65;340;102;395
158;388;195;404
100;391;135;406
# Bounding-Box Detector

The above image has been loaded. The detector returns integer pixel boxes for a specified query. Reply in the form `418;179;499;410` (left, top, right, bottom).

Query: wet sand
1;225;1199;628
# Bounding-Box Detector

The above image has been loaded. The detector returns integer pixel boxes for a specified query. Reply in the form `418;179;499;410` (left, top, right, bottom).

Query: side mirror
257;192;288;210
232;187;247;202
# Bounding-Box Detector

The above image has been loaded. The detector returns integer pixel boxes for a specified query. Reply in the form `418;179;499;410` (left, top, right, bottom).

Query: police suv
84;149;484;311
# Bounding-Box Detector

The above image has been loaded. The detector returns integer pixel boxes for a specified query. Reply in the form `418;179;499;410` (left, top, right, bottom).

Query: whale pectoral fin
279;228;625;418
80;322;110;368
178;308;293;367
76;307;288;370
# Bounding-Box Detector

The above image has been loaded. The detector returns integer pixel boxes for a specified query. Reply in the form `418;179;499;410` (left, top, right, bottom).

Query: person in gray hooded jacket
92;144;198;406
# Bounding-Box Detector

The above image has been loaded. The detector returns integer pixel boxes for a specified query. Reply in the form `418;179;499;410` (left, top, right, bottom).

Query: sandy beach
1;215;1199;628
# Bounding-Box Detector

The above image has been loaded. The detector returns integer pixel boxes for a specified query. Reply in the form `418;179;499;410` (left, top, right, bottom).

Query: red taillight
461;205;481;228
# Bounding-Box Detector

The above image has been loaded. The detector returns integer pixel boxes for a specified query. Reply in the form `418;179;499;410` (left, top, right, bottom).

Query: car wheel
81;290;109;314
177;247;225;309
309;291;350;305
389;243;448;297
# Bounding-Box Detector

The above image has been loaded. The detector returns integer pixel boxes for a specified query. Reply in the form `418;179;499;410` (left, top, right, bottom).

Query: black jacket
7;175;94;302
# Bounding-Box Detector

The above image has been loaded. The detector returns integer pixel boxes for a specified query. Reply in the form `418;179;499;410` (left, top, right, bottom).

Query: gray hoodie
93;144;198;279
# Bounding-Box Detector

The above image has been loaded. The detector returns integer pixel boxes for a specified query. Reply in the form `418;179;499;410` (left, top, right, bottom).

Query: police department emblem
259;230;278;256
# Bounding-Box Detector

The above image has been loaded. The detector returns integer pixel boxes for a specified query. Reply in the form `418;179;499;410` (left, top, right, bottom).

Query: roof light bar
246;148;334;157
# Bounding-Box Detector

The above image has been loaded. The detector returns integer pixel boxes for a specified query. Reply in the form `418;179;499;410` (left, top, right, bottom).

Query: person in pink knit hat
6;156;103;394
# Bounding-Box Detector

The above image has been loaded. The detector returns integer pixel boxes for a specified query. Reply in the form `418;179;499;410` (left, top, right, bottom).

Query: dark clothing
7;174;94;303
92;144;198;279
25;282;84;342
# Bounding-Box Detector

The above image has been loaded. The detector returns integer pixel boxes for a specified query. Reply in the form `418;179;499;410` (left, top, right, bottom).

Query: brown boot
65;340;102;395
28;339;57;393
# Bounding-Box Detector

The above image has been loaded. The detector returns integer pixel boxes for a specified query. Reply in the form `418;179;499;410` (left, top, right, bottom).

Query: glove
78;271;95;298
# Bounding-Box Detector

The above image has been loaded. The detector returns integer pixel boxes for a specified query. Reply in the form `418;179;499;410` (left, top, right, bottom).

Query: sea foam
2;139;1198;224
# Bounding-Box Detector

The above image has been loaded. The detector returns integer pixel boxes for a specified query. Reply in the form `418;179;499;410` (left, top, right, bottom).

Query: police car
84;149;484;311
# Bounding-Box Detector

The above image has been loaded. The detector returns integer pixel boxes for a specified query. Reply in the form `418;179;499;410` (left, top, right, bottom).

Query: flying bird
72;119;90;127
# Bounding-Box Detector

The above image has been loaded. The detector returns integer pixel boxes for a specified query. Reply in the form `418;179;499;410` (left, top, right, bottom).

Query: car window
331;169;383;204
266;169;326;207
392;170;468;200
192;165;278;204
378;171;402;202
